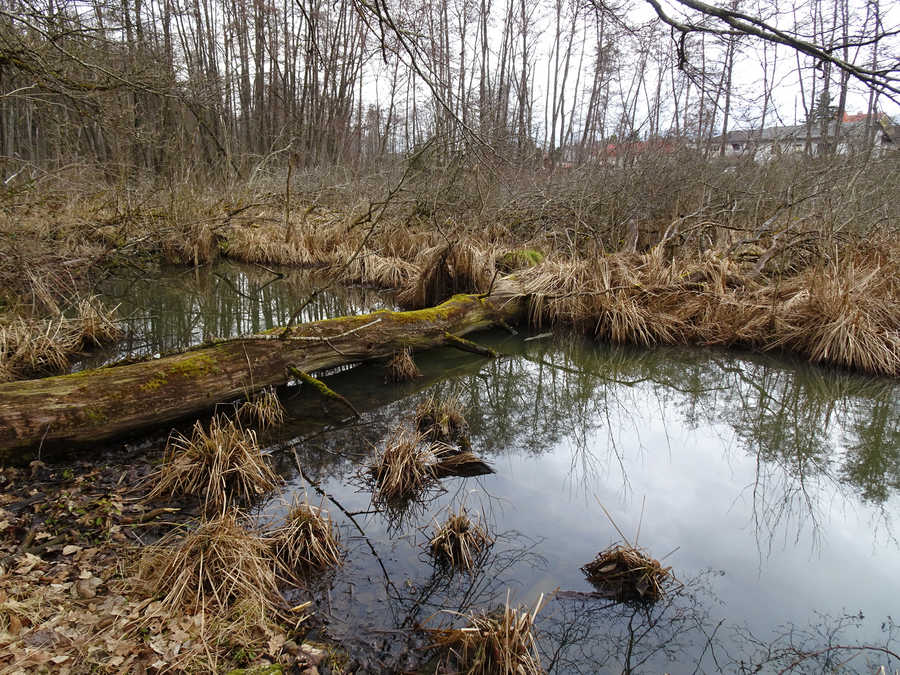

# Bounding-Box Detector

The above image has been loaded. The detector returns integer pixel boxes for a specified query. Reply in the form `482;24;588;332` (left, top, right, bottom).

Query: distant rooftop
719;113;896;144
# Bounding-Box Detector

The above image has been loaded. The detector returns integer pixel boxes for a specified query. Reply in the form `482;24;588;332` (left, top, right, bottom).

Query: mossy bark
0;285;524;458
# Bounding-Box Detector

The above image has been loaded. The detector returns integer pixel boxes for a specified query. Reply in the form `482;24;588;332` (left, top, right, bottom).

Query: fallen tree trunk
0;287;525;458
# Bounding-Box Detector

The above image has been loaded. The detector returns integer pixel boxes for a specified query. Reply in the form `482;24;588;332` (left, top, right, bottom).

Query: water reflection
262;334;899;672
84;262;390;366
91;263;899;672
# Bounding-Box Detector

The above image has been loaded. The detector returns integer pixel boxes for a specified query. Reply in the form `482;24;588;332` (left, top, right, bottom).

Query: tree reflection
83;261;388;366
540;571;724;673
96;263;900;672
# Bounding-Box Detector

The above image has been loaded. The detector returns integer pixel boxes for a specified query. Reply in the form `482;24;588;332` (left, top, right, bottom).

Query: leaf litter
0;458;326;673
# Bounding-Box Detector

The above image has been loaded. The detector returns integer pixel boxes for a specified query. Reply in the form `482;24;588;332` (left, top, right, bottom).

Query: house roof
718;116;896;145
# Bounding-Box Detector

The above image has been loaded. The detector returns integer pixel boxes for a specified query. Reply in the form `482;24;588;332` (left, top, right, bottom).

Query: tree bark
0;288;525;458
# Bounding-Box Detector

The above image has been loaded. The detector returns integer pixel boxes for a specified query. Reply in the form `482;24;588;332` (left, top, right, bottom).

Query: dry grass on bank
415;393;471;451
337;248;420;289
581;544;674;603
428;505;493;572
428;594;547;675
397;242;497;309
1;161;897;379
519;244;900;377
385;348;422;383
270;495;343;578
148;416;280;515
0;297;120;382
135;513;285;655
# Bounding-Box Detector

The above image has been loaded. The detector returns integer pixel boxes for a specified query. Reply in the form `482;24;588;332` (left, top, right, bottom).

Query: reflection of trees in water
256;337;899;673
429;335;899;513
726;613;900;673
540;572;722;673
266;328;898;566
842;394;900;504
86;262;387;363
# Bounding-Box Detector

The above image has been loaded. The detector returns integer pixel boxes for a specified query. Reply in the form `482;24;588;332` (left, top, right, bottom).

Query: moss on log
0;288;524;459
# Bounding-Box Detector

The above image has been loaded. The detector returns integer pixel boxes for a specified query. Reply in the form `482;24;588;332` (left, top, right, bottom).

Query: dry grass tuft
385;348;422;382
237;386;286;429
73;296;122;345
398;242;496;308
368;427;437;503
337;248;420;289
270;495;342;577
148;415;280;515
766;261;900;376
517;247;900;376
428;505;493;571
429;593;546;675
0;296;120;381
136;512;280;621
581;543;673;603
415;393;471;451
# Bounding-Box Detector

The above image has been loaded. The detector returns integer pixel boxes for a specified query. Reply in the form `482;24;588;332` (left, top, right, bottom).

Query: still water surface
96;263;900;673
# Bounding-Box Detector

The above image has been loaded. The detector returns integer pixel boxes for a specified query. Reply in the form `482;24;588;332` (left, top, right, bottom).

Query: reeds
429;594;546;675
581;543;673;603
136;512;280;621
415;393;471;451
237;386;286;429
398;242;497;309
336;248;419;289
270;495;342;577
148;415;280;515
0;297;120;381
385;348;421;383
518;248;900;376
766;261;900;376
428;505;493;571
368;427;437;503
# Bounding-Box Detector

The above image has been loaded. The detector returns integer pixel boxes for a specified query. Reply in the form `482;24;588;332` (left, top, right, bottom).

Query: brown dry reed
398;242;497;309
369;427;437;504
148;415;280;515
385;348;422;383
428;505;493;571
415;393;471;451
519;247;900;377
136;512;281;622
237;386;286;429
429;593;546;675
271;495;342;577
0;297;120;382
581;543;673;603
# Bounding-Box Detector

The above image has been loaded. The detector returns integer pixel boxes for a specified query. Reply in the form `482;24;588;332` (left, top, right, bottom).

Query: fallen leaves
0;461;324;673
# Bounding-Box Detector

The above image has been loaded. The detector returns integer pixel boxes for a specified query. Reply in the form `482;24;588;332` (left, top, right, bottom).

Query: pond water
96;263;900;673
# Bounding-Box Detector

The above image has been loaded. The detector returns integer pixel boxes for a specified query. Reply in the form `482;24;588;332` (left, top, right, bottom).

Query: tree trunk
0;289;525;459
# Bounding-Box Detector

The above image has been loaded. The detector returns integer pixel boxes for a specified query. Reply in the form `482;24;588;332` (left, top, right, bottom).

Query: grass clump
415;393;471;451
148;415;280;515
368;427;437;503
429;593;546;675
428;505;493;572
398;242;497;309
136;512;281;621
385;348;421;383
271;495;342;577
238;387;286;430
0;296;120;381
581;543;673;603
